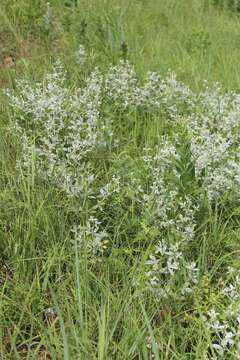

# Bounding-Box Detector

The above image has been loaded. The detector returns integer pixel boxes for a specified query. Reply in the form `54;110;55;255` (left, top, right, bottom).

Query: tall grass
1;1;240;359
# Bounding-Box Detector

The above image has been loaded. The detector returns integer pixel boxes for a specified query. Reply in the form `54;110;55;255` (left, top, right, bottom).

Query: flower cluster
203;269;240;358
105;61;193;116
142;141;199;300
146;240;199;299
188;84;240;200
72;217;108;256
6;61;109;197
75;44;87;65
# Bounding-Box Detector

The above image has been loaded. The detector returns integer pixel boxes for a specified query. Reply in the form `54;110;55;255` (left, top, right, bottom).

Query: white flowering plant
3;45;240;358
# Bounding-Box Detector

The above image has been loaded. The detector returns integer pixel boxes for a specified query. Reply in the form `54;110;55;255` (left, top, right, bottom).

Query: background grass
1;0;240;359
2;0;240;88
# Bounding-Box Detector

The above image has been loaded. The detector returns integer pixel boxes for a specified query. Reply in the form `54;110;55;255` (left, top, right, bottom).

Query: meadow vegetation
1;0;240;359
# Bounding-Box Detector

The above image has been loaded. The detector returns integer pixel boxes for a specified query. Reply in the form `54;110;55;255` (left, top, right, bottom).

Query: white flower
75;45;87;65
72;217;108;256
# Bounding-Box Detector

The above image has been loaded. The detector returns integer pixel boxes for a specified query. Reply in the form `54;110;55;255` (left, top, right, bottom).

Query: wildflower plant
202;269;240;358
5;50;240;357
6;61;109;198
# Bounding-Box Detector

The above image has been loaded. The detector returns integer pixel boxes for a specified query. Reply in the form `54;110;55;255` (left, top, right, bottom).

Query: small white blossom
75;45;87;65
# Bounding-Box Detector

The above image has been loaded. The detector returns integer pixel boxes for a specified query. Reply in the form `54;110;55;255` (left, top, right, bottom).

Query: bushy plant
3;44;240;358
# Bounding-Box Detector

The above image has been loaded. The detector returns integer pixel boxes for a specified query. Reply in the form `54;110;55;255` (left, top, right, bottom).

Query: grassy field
1;0;240;359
